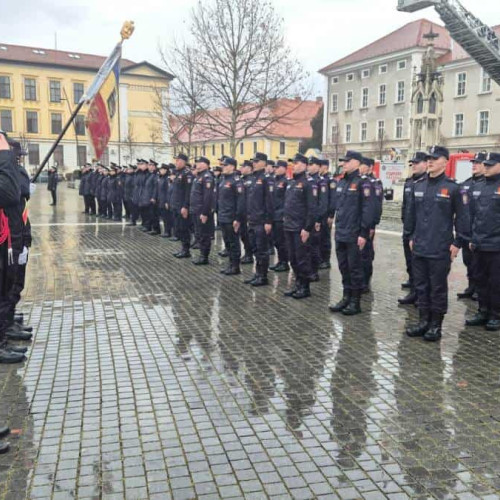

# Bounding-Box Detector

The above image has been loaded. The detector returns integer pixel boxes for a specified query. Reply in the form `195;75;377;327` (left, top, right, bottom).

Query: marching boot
240;254;254;265
486;314;500;332
457;282;474;299
220;265;231;274
329;291;351;312
224;264;241;276
284;279;300;297
273;262;290;273
309;273;320;283
251;275;268;287
424;312;444;342
269;262;278;271
174;250;191;259
0;441;9;454
406;309;430;337
218;249;229;257
0;347;25;364
465;309;489;327
14;313;23;325
398;291;417;305
342;291;362;316
318;261;331;270
4;323;32;341
192;256;209;266
192;242;200;250
292;281;311;299
401;280;412;289
244;274;257;285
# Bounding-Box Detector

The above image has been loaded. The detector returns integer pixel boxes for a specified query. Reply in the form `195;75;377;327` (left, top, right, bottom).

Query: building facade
319;19;500;165
0;43;173;174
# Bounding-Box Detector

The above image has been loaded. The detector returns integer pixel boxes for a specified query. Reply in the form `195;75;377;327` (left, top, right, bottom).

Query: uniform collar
412;172;426;181
428;172;446;183
345;169;359;181
486;173;500;183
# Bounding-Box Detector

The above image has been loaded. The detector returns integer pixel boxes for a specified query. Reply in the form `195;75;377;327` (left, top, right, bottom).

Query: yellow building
0;42;173;174
172;98;323;165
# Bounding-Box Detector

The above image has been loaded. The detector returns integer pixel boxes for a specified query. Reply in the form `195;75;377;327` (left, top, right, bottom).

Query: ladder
397;0;500;86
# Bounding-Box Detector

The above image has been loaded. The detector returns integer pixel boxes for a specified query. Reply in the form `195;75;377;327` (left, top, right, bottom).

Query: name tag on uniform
473;191;481;197
336;187;342;192
415;191;424;198
405;188;411;192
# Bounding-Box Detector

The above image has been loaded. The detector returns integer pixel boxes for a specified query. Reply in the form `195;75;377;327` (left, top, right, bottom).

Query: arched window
417;93;424;114
429;93;437;114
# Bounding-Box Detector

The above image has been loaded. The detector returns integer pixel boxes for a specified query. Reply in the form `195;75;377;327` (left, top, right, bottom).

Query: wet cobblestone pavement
2;186;500;500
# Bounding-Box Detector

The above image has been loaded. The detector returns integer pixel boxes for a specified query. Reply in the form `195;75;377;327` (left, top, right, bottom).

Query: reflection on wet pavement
1;186;500;499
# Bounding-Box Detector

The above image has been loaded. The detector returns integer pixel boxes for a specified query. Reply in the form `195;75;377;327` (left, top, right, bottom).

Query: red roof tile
172;98;323;144
319;19;451;73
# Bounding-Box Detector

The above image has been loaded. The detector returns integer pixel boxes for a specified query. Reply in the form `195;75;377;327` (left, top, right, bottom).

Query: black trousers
285;231;312;283
240;220;253;257
150;204;160;232
107;201;113;218
412;255;451;314
159;207;173;235
319;219;331;263
310;228;321;273
336;240;364;292
403;237;413;284
130;202;139;223
123;200;131;219
475;250;500;319
50;190;57;205
112;202;122;220
221;223;241;265
462;244;476;289
99;199;108;216
361;233;375;287
174;210;191;251
248;223;270;277
0;244;10;336
83;195;92;214
194;214;213;257
273;221;288;263
7;260;27;320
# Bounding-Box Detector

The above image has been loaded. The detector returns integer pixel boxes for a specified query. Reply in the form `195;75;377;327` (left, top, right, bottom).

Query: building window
429;93;437;114
361;88;369;109
28;144;40;165
74;115;85;136
221;144;225;156
395;118;403;139
346;73;354;82
331;76;339;84
377;120;385;140
345;90;353;111
360;122;367;142
331;93;338;113
212;144;215;156
454;114;464;136
77;145;87;166
51;113;62;134
481;70;492;93
49;80;61;103
101;148;109;166
361;69;370;79
279;141;285;155
253;142;257;154
240;142;244;155
478;111;489;135
397;60;407;71
345;124;352;143
24;78;37;101
457;72;467;96
202;145;206;156
396;81;405;103
417;93;424;114
54;145;64;167
26;111;38;133
379;64;387;74
73;82;84;104
0;110;13;132
331;124;339;142
194;146;198;158
0;76;11;99
378;84;386;106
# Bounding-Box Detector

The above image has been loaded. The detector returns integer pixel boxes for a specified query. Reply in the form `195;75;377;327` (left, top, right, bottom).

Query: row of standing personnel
80;151;384;306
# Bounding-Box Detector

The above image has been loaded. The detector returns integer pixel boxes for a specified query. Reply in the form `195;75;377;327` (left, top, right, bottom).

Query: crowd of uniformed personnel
78;145;500;342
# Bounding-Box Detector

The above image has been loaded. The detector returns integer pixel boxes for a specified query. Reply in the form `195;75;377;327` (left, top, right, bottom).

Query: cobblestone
0;186;499;499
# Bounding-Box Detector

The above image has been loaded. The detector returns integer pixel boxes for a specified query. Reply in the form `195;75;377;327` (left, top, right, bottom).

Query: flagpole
117;85;122;165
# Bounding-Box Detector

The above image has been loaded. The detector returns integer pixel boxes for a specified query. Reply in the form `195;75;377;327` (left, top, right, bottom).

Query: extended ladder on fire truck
397;0;500;86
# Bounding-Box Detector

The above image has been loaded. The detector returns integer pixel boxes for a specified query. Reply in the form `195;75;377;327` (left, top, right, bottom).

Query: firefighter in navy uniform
47;166;59;206
319;159;334;269
283;153;318;299
239;160;254;265
218;157;245;275
398;152;428;305
465;152;500;331
270;160;289;272
329;151;375;316
171;154;194;258
190;157;215;265
457;152;486;300
244;152;274;287
107;165;123;221
405;146;470;342
131;160;148;227
157;164;170;237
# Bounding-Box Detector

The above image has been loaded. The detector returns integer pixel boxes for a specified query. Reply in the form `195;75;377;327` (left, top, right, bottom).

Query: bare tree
123;121;137;164
148;124;163;162
162;0;310;158
375;130;389;161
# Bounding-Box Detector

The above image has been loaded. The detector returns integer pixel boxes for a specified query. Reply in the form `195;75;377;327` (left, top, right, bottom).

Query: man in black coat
47;166;59;206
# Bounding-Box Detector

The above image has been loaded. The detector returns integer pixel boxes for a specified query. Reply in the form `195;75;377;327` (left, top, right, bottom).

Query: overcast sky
1;0;499;94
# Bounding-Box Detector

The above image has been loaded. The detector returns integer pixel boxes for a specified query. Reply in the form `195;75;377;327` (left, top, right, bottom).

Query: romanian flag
83;44;122;160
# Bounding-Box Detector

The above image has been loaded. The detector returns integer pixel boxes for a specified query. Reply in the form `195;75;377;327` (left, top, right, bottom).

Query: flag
84;43;122;160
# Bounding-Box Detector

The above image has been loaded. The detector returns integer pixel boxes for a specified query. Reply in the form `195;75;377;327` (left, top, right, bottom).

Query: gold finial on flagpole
120;21;135;41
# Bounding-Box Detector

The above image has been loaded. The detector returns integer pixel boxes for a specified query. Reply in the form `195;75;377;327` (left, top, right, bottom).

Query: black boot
192;242;200;250
192;256;209;265
406;310;430;337
0;347;25;364
251;276;268;287
273;262;290;273
401;280;412;289
457;283;474;299
284;279;300;297
465;309;489;327
486;316;500;332
174;250;191;259
241;255;253;265
0;426;9;439
318;261;331;270
170;236;180;242
244;274;257;285
424;313;444;342
218;249;229;257
329;292;351;312
292;282;311;299
4;323;32;341
224;264;241;276
398;291;417;305
126;221;136;226
342;291;362;316
14;313;23;325
0;441;9;454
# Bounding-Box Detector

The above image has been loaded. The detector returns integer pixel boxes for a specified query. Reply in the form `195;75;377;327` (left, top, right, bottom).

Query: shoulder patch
363;187;371;197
